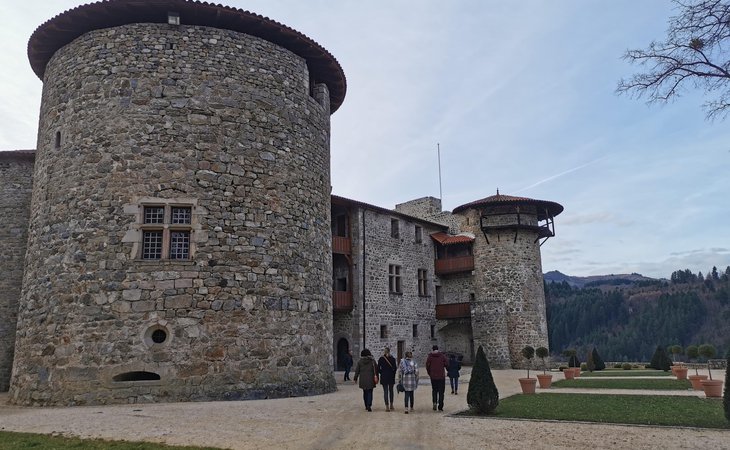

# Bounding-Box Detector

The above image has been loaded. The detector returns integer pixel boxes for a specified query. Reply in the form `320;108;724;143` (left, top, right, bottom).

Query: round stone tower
453;193;563;368
10;0;346;405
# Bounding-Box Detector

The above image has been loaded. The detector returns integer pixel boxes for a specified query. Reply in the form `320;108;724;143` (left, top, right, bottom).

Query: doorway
397;340;405;364
337;338;350;370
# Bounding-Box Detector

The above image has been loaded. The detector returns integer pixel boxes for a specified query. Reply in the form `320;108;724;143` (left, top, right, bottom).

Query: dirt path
0;369;727;449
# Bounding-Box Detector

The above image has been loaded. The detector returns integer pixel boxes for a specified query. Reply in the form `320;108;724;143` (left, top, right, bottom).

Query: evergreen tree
592;347;606;371
586;349;595;372
649;345;671;371
467;346;499;415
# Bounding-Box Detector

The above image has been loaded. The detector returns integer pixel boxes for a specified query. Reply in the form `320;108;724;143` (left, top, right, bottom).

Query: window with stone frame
412;324;418;338
388;264;402;294
417;268;428;296
390;218;399;238
415;225;422;243
141;205;192;260
380;325;388;339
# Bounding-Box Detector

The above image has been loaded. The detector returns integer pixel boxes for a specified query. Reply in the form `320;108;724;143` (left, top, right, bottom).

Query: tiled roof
27;0;346;112
453;193;563;220
429;232;474;245
331;195;448;229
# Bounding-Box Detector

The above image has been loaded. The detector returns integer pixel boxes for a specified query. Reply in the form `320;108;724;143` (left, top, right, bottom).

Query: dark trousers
449;376;459;393
431;378;445;409
344;367;351;381
362;388;373;409
404;391;414;408
382;384;394;405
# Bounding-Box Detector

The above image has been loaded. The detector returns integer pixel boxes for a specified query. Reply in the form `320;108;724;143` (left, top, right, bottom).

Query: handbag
372;361;379;384
396;382;405;393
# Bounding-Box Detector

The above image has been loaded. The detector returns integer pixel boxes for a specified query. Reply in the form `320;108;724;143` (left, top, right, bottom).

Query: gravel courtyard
0;369;727;449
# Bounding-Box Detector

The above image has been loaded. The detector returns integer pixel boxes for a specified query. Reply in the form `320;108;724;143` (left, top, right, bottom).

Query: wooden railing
434;255;474;275
332;236;351;254
333;290;353;312
435;302;471;320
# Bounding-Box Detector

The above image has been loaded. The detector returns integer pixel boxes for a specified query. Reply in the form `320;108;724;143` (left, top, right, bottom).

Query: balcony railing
434;255;474;275
332;236;352;254
435;302;471;320
333;290;353;312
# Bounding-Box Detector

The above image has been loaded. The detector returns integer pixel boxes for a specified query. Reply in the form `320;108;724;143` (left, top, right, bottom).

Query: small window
412;324;418;338
390;219;399;238
418;269;428;296
430;325;435;339
140;204;193;260
470;293;475;302
415;225;422;243
435;286;442;303
389;264;402;294
54;131;61;149
380;325;388;339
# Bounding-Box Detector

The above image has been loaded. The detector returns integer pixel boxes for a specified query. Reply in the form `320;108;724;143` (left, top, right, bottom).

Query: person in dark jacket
343;351;353;381
447;354;462;394
377;347;397;411
353;348;377;411
425;345;448;411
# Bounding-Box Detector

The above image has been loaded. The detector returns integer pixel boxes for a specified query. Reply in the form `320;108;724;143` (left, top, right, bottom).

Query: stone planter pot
688;374;708;390
519;378;537;394
700;379;723;398
536;374;553;389
673;367;688;380
563;368;575;380
671;366;679;375
572;367;581;378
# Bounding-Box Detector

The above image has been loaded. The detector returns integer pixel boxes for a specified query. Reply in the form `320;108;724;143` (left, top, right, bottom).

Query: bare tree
617;0;730;120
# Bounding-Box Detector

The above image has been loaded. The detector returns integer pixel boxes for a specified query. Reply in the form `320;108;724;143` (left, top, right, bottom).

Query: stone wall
458;208;549;368
10;23;336;406
0;152;34;391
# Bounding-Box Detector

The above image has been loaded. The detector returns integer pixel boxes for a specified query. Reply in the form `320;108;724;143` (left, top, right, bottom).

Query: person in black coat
377;347;398;411
447;354;462;394
343;351;353;381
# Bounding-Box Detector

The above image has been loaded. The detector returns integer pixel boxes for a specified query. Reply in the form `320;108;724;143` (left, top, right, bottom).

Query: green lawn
552;378;691;390
0;431;219;450
579;369;673;377
458;393;729;429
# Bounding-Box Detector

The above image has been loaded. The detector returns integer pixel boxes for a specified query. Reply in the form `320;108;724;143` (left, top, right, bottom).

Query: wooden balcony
435;302;471;320
333;290;353;312
434;255;474;275
332;236;352;254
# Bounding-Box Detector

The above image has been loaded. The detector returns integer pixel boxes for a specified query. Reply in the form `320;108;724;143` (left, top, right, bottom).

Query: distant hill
543;267;730;361
544;270;659;288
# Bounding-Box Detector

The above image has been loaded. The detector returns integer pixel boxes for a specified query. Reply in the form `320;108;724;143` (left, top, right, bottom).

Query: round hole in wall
144;324;171;348
151;329;167;344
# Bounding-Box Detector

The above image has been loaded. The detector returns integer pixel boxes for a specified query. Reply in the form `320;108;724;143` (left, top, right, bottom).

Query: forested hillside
546;266;730;362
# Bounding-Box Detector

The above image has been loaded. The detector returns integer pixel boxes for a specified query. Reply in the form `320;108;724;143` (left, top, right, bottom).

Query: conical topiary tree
592;347;606;371
586;349;596;372
467;345;499;415
562;349;580;368
649;345;671;371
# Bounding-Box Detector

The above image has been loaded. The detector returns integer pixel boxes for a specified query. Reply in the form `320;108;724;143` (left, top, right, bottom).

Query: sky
1;1;728;279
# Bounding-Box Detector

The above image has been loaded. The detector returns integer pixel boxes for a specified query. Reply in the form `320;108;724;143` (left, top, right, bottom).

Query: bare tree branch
617;0;730;120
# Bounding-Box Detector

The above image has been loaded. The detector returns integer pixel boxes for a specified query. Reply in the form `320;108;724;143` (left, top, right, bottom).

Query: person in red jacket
425;345;448;411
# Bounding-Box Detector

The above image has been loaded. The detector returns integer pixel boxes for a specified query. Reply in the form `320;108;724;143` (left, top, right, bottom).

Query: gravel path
0;369;727;449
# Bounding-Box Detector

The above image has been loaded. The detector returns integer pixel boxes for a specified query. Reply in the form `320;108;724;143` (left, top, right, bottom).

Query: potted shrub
561;349;577;379
535;346;553;388
519;345;537;394
670;345;687;380
686;345;707;390
698;344;722;398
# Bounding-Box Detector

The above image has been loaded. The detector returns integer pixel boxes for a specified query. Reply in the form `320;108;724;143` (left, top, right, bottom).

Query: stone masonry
0;151;34;391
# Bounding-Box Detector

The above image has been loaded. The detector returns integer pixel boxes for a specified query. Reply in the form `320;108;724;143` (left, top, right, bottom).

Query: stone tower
452;193;563;368
10;0;346;405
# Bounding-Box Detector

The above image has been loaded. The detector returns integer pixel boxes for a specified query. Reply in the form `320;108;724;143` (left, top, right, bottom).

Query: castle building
0;0;562;406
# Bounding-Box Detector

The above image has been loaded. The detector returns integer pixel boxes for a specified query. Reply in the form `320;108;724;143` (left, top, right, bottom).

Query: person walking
343;351;353;381
378;347;397;411
426;345;448;411
398;351;419;414
447;354;462;395
353;349;377;411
